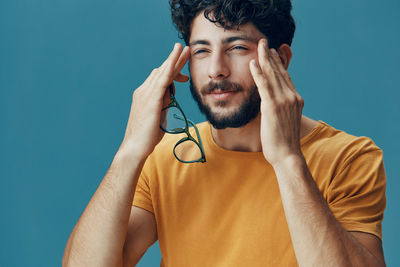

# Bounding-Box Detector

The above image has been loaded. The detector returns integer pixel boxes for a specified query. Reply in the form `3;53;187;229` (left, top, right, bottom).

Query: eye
193;49;208;55
230;46;248;51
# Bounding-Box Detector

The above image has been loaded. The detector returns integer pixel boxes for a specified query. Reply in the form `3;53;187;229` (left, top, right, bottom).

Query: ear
277;44;293;70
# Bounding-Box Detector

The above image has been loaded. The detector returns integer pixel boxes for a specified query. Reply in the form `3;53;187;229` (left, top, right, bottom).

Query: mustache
200;80;244;94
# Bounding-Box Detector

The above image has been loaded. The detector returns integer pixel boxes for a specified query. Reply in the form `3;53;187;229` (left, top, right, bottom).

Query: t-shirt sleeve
327;143;386;240
132;169;154;214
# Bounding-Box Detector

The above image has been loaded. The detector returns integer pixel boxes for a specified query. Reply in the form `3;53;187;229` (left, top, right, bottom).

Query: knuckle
252;65;262;75
284;98;292;107
157;77;169;88
272;102;281;112
261;80;269;89
298;96;305;106
288;93;297;103
283;72;291;80
265;68;274;76
132;88;141;100
131;91;138;103
254;75;266;86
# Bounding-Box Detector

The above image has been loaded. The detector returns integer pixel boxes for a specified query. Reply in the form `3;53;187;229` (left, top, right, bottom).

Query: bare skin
250;39;385;266
63;12;386;267
62;43;191;267
189;14;385;266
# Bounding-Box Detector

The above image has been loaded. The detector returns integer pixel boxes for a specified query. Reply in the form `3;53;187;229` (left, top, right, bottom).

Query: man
63;0;386;266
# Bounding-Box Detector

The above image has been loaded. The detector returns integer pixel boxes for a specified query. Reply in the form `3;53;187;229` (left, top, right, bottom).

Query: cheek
189;59;207;82
231;56;256;82
231;52;256;69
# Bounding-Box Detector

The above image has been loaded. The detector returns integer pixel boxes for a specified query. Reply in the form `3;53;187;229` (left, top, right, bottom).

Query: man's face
188;13;265;129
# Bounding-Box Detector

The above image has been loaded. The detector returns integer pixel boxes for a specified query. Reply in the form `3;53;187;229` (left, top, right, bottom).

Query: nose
208;52;230;80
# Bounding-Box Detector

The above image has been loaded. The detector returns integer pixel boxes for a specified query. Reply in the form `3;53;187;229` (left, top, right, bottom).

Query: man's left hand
249;38;304;166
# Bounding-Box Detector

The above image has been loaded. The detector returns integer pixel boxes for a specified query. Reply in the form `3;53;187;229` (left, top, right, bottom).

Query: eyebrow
189;35;259;46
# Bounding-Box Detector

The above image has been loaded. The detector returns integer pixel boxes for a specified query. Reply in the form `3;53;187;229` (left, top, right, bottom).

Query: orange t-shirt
133;121;386;266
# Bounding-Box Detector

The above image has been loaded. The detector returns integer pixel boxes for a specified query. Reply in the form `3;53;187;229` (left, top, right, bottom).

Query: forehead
189;13;265;44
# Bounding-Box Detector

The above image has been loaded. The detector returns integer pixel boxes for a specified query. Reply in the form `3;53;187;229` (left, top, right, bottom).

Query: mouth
207;90;238;101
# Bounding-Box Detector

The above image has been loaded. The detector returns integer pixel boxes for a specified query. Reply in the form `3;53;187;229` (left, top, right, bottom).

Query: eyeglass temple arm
172;114;205;150
168;84;175;97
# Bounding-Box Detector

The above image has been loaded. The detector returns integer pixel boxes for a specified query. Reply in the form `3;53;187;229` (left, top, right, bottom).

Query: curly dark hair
169;0;295;49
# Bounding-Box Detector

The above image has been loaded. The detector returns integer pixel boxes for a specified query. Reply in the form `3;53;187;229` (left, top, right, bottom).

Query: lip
207;91;237;101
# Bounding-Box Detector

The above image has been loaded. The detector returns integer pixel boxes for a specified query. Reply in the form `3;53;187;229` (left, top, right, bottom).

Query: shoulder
303;121;383;171
306;121;381;153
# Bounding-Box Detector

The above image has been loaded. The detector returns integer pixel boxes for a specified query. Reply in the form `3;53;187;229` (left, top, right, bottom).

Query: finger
162;83;174;107
268;49;286;90
269;48;296;92
160;92;168;129
172;46;191;79
270;49;286;74
160;43;183;70
160;84;174;129
159;44;185;87
174;73;190;83
257;39;280;94
249;59;273;101
269;49;303;105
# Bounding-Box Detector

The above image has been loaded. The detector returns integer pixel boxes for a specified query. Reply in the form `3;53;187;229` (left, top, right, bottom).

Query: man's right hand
120;43;190;158
63;44;191;267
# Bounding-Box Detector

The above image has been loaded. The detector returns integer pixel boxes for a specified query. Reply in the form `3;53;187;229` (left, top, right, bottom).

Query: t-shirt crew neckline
204;120;326;159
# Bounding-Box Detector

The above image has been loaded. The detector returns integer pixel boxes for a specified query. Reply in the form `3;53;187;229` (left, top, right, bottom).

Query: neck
210;114;318;152
210;113;263;152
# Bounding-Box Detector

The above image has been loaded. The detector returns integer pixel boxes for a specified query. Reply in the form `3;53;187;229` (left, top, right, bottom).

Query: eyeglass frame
159;84;206;163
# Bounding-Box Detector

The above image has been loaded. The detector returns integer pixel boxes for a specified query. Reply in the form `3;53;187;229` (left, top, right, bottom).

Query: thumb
160;84;174;129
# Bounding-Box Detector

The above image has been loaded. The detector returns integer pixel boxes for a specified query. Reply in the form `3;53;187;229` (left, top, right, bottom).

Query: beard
189;79;261;129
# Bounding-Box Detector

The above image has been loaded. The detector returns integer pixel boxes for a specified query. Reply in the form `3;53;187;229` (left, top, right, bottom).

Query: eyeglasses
160;84;206;163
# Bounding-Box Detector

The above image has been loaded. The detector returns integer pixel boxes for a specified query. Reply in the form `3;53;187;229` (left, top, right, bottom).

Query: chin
206;107;260;129
189;79;261;129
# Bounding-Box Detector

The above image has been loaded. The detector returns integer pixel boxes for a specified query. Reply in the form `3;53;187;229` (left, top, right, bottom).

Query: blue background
1;0;399;266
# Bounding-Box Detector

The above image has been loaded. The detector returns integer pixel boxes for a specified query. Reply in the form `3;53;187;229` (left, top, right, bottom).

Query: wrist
118;138;152;159
107;148;148;185
271;153;306;172
114;141;149;168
